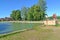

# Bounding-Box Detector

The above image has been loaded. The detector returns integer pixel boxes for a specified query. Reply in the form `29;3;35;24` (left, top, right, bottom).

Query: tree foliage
27;5;45;21
10;0;47;21
10;10;21;20
15;10;21;20
10;10;16;20
38;0;47;11
21;7;28;20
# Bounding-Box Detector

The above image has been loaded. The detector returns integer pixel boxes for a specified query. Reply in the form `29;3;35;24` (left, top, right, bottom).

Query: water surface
0;22;40;34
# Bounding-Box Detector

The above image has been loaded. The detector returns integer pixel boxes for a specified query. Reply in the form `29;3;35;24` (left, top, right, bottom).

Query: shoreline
0;21;44;23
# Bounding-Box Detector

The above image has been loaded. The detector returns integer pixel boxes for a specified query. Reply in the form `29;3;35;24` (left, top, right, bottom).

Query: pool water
0;22;40;34
0;22;12;34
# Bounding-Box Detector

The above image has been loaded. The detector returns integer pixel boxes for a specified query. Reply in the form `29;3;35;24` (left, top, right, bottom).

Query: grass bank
0;25;54;40
0;22;60;40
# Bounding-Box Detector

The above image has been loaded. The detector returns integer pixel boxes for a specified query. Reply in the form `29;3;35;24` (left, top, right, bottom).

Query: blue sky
46;0;60;16
0;0;60;18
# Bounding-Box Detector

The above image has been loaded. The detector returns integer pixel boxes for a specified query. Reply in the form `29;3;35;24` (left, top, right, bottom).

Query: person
53;13;58;24
45;14;48;20
45;14;48;25
53;14;56;20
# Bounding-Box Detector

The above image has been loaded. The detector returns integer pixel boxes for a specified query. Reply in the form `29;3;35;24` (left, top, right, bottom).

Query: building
0;17;13;21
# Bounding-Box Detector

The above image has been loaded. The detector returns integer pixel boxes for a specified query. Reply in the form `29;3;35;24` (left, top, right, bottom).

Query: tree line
10;0;47;21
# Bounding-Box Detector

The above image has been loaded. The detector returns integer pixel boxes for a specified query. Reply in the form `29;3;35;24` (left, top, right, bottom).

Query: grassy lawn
0;23;60;40
0;28;53;40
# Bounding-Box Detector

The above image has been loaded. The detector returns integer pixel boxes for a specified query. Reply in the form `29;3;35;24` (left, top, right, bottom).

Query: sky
0;0;60;18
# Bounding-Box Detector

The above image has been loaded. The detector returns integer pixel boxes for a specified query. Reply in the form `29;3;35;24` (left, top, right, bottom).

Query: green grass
55;23;60;27
0;27;53;40
0;25;53;40
1;26;60;40
0;23;60;40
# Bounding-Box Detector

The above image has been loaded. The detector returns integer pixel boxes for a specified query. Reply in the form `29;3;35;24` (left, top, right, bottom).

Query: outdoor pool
0;22;40;34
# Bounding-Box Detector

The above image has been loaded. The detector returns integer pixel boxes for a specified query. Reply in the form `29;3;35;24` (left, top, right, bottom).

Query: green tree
38;0;47;20
21;7;28;20
10;10;21;20
15;10;21;20
10;0;47;21
27;0;47;21
38;0;47;11
27;6;34;21
10;10;16;20
27;5;44;21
